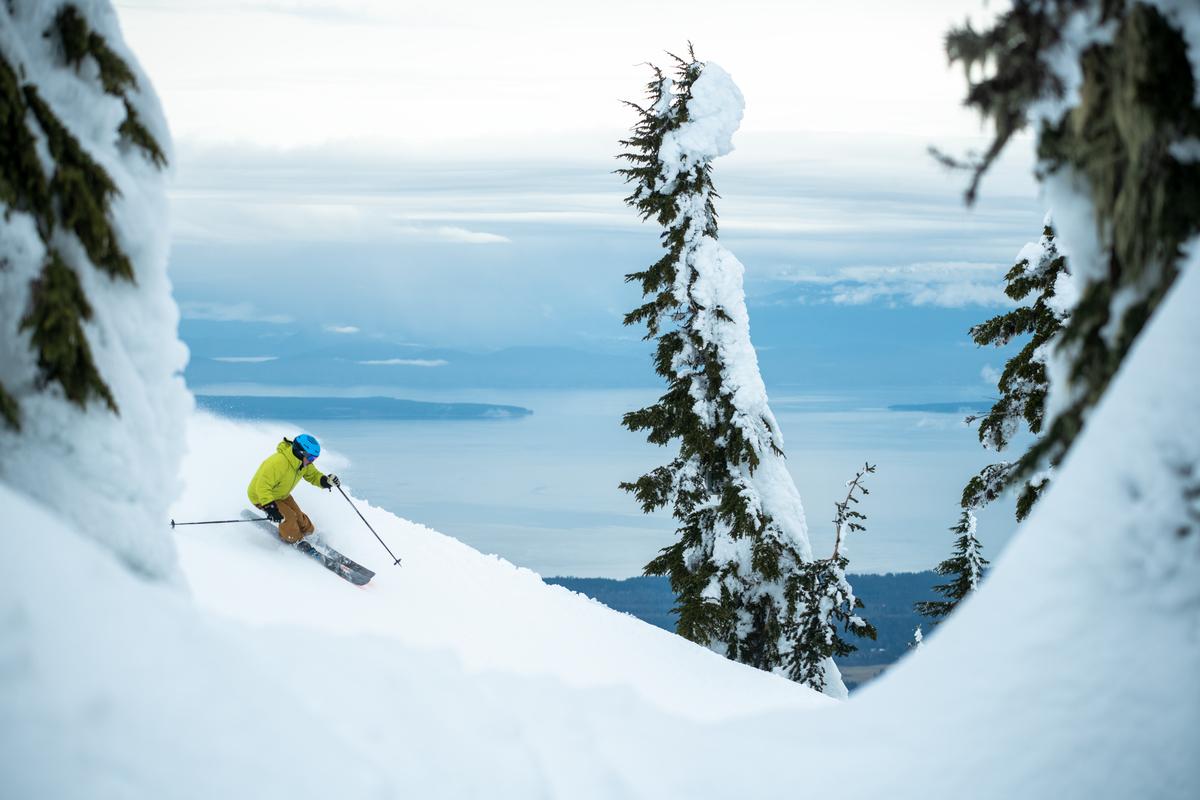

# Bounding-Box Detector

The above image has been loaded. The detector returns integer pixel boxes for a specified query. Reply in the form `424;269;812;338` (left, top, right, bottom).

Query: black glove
261;502;283;523
320;474;340;490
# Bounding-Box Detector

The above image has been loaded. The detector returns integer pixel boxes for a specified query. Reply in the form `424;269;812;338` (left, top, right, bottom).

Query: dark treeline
547;572;941;668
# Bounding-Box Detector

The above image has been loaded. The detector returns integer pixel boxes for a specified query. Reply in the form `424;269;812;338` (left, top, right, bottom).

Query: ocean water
234;388;1022;578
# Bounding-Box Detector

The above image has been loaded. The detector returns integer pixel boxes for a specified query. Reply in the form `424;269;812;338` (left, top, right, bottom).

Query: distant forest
546;572;943;668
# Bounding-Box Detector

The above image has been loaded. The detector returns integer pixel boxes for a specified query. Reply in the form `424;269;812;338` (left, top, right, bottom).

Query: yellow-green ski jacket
247;439;326;506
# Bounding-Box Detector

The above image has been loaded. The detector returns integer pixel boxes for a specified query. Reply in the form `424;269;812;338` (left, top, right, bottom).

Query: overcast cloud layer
165;135;1040;349
114;0;1045;351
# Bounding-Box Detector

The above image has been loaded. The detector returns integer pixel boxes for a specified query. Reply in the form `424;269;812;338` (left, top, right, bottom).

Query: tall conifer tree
617;49;851;694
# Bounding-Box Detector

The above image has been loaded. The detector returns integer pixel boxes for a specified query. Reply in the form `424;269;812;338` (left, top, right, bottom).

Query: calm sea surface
209;387;1021;578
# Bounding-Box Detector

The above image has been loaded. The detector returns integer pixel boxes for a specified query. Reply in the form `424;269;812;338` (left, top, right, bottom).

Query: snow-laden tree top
655;63;744;193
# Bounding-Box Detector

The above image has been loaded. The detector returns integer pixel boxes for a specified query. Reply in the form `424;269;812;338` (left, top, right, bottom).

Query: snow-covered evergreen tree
923;220;1073;622
916;509;990;621
963;218;1075;520
617;49;847;694
938;0;1200;500
783;464;877;691
0;2;189;577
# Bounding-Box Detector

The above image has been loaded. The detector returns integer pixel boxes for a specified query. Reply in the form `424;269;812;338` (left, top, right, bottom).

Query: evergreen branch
961;462;1013;510
0;56;54;236
831;462;875;560
118;100;167;168
51;6;167;170
0;381;19;431
24;85;134;282
20;249;118;413
936;4;1066;206
53;5;138;95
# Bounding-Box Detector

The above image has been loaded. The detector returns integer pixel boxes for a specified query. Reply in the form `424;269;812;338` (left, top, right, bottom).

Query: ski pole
336;484;402;566
170;516;269;529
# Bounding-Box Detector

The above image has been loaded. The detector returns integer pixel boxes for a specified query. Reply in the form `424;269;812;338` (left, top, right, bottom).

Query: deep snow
171;412;826;724
3;254;1197;796
1;415;829;799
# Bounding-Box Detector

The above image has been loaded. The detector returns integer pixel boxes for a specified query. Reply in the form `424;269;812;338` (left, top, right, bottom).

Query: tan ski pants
275;495;314;543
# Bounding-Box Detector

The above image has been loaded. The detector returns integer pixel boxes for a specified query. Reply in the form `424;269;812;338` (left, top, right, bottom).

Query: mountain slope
172;412;825;723
2;261;1196;798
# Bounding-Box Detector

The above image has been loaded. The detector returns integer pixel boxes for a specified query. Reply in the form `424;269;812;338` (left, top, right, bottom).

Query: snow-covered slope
0;482;387;798
4;261;1195;796
1;413;825;799
171;412;826;723
3;264;1196;798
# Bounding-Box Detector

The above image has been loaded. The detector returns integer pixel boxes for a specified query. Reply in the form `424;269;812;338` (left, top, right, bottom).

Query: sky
119;0;1007;147
113;0;1043;354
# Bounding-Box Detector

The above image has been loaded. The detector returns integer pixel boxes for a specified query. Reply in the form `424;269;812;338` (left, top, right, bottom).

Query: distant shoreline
195;394;534;421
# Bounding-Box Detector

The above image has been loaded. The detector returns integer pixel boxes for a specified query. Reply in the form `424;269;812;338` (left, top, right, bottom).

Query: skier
247;434;340;543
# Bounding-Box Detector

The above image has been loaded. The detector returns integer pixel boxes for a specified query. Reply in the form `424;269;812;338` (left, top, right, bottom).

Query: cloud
165;141;1041;349
211;356;279;363
169;195;513;246
981;364;1001;386
325;325;360;334
785;262;1013;308
394;223;511;245
180;301;293;323
164;137;1039;258
356;358;449;367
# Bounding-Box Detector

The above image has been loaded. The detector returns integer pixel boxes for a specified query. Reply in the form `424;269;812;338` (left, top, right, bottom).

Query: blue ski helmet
294;434;320;460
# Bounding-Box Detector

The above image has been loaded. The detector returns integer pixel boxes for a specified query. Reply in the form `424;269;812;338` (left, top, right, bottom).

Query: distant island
196;395;533;421
888;401;992;414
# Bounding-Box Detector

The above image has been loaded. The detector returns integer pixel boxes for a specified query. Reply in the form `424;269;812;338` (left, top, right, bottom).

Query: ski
295;539;374;586
241;510;374;586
